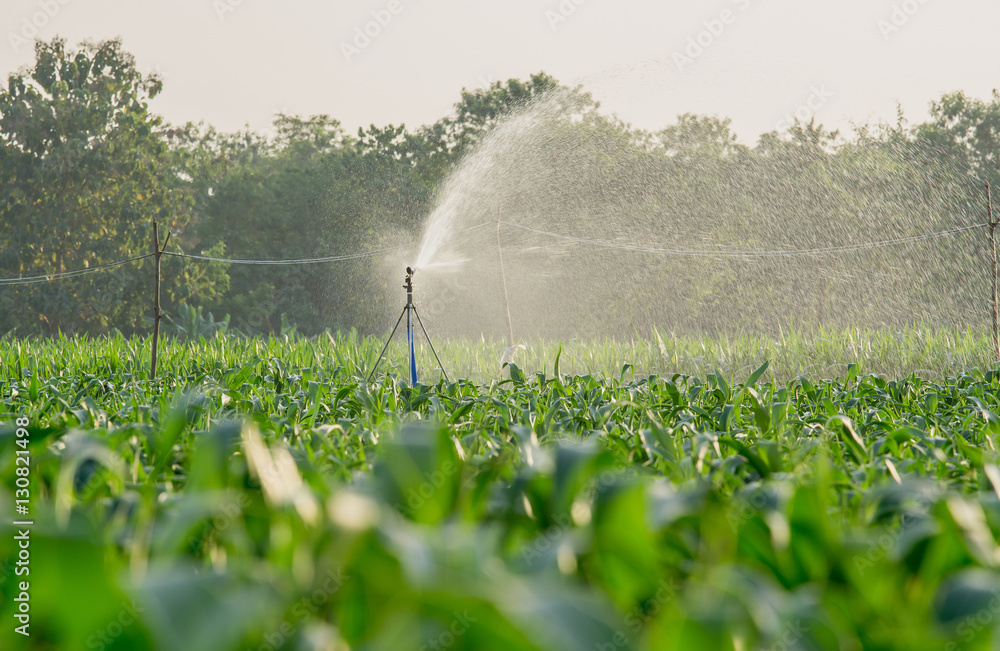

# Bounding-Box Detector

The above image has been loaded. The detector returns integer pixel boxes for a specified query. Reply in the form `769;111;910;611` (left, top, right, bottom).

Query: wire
163;242;416;265
0;254;154;286
0;223;482;282
499;221;988;259
0;220;986;285
162;221;494;266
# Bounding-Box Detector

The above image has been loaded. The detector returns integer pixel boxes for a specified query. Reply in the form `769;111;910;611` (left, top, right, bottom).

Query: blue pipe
406;272;417;386
407;306;417;386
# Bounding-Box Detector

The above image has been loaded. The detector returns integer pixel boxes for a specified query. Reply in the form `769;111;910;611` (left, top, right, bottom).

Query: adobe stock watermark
213;0;247;21
521;512;573;567
596;578;681;650
7;0;74;54
188;491;253;550
775;85;834;132
84;600;147;651
476;74;498;90
673;0;757;73
392;460;462;518
727;487;773;532
260;105;294;143
149;63;171;86
418;610;478;651
761;619;809;651
340;0;409;63
256;569;347;651
851;491;941;578
877;0;932;40
522;469;633;567
944;589;1000;651
852;512;923;577
545;0;590;32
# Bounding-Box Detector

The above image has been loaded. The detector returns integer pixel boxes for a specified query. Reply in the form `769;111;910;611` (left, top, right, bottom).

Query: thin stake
150;222;168;379
496;208;515;347
988;181;998;363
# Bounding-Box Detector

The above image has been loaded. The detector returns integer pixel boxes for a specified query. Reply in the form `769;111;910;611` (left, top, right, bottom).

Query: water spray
496;208;515;348
496;209;524;376
368;266;449;386
987;181;998;362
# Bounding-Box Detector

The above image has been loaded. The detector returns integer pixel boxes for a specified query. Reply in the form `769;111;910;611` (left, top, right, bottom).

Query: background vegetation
1;37;998;337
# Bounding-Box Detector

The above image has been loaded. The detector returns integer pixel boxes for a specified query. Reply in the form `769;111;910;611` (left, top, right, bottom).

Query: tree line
0;37;997;337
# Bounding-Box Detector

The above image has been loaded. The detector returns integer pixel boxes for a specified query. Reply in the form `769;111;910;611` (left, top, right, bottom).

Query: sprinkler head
404;266;414;292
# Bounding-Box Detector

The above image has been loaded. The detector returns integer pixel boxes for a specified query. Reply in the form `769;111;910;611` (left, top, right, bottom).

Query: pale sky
1;0;998;143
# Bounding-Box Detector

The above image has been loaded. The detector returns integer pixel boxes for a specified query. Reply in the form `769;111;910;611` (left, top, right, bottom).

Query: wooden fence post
150;222;170;378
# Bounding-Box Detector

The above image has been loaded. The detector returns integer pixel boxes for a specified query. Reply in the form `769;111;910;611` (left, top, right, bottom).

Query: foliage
0;38;227;335
159;301;229;341
658;113;748;158
1;39;998;341
917;90;1000;188
1;335;1000;649
429;72;594;160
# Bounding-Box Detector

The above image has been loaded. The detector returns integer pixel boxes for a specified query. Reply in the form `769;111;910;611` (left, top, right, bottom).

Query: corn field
1;331;1000;650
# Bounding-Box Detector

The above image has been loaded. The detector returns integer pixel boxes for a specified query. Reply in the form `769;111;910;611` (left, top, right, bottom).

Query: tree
658;113;746;159
916;90;1000;188
179;112;436;335
0;37;226;334
416;73;599;173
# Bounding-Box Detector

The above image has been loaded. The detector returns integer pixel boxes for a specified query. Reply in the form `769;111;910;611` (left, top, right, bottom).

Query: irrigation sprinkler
368;267;449;386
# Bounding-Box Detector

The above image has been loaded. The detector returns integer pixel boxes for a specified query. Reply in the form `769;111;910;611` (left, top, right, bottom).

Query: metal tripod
367;267;449;386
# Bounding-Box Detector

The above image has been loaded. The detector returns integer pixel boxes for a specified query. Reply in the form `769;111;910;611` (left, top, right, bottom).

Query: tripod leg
367;307;407;383
412;306;450;383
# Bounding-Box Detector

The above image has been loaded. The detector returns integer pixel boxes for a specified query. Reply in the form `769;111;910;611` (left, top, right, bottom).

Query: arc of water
497;207;515;348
